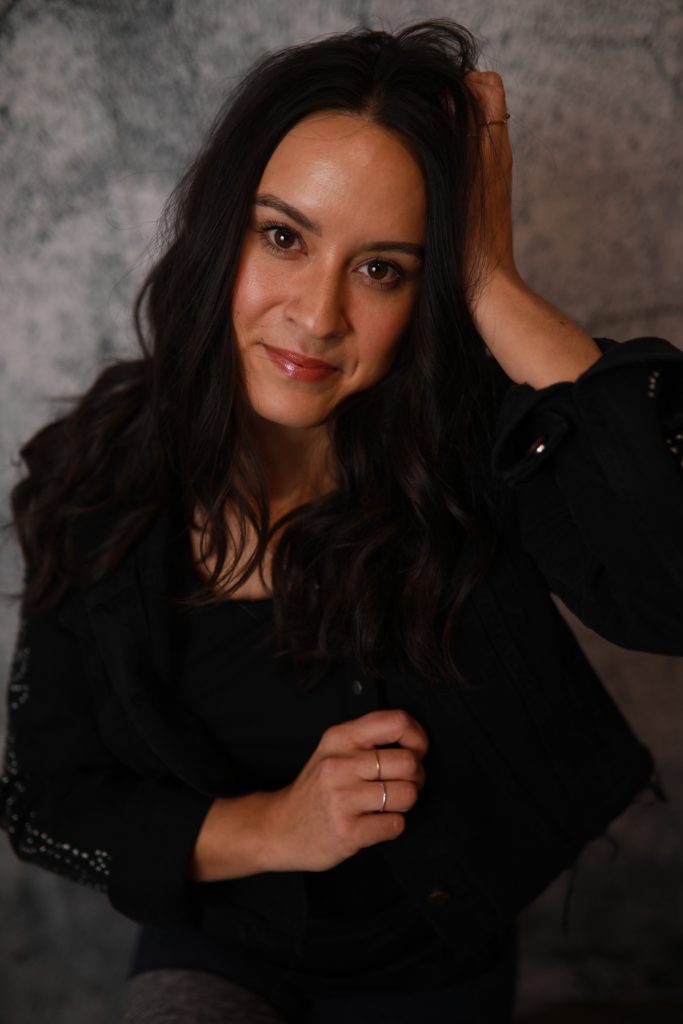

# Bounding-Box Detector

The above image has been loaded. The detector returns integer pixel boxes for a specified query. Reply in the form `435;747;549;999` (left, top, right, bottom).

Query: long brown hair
11;20;502;687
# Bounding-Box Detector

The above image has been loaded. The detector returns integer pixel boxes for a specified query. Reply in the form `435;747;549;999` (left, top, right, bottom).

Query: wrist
248;788;288;873
469;265;525;334
188;790;283;881
470;270;601;387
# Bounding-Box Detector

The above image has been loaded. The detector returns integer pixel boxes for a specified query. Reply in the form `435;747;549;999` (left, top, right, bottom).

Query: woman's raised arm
465;71;602;388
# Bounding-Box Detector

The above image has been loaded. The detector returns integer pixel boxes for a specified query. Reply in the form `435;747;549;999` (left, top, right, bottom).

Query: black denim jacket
2;337;682;965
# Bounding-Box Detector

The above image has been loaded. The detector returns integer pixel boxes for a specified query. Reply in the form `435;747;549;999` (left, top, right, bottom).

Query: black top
171;535;505;989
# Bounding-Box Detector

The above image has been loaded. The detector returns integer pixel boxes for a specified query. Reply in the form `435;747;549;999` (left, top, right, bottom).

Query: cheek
231;270;260;330
232;252;281;329
359;300;415;375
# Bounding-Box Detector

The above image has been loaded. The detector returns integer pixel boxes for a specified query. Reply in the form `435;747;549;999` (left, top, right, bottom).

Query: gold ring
379;781;387;813
481;112;510;127
466;112;510;137
374;748;382;780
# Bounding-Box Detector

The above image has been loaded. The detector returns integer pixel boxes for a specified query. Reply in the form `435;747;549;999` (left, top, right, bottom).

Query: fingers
360;746;426;788
367;779;419;814
343;778;420;817
314;750;423;797
320;709;429;760
465;70;508;126
355;811;406;848
304;711;428;864
462;69;514;287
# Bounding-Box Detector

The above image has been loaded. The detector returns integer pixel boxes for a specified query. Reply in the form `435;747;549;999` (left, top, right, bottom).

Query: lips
264;346;335;370
261;343;339;383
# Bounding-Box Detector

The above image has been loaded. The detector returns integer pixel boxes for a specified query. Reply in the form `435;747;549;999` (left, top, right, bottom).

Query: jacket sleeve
490;336;683;654
0;597;216;926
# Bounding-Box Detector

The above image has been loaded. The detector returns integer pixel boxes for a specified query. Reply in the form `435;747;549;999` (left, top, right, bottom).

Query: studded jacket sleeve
490;336;683;654
0;596;215;925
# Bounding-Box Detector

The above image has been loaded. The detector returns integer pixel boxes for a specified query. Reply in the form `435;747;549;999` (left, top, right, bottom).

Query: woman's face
231;111;426;430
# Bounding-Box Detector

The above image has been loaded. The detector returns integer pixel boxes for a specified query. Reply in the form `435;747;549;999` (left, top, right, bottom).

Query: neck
247;413;336;510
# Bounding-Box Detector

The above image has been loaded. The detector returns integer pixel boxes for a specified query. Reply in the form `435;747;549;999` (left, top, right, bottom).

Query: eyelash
256;221;406;290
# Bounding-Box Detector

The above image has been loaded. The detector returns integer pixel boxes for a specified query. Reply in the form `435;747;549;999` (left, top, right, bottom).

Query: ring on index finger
482;111;511;127
467;111;511;137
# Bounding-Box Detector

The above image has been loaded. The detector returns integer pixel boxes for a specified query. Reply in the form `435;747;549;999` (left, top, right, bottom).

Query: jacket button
426;887;451;906
525;434;547;456
351;679;364;696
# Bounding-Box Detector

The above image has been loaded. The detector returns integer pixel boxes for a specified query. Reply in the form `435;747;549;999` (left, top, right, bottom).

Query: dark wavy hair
11;20;503;687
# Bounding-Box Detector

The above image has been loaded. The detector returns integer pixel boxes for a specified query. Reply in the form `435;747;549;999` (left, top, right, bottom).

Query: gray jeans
122;963;517;1024
122;969;286;1024
124;923;517;1023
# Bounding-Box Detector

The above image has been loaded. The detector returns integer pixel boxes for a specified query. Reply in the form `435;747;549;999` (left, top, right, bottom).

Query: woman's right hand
188;709;428;881
261;709;428;872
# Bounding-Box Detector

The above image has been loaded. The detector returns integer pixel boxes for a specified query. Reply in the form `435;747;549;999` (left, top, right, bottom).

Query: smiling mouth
264;346;335;370
261;343;339;382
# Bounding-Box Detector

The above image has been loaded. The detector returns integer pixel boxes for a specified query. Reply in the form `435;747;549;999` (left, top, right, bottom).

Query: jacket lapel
83;514;243;796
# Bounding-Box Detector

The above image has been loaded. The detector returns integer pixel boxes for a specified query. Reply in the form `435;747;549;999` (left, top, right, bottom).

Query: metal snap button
351;679;364;696
525;434;547;456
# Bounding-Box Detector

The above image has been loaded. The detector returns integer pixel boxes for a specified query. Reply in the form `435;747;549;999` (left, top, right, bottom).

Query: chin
250;398;332;431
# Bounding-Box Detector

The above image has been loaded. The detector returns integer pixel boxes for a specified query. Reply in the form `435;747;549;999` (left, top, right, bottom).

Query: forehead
256;112;426;238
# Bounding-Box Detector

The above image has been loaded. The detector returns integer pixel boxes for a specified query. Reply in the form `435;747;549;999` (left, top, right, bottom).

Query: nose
284;261;348;342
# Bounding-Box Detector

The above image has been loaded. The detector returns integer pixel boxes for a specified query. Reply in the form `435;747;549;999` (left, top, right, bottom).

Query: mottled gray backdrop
1;1;681;1022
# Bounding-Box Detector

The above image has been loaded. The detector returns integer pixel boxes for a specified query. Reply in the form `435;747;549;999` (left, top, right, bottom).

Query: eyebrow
254;193;424;261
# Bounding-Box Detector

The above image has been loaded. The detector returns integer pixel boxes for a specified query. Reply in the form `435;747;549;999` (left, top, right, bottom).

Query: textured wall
1;1;682;1021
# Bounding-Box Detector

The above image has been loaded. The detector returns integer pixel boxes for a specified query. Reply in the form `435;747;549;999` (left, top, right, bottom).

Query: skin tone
188;79;602;882
465;72;601;383
232;112;426;501
192;111;426;598
235;114;428;434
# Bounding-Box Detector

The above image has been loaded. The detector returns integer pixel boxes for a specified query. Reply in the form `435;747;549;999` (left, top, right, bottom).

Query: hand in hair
464;71;601;388
465;71;515;292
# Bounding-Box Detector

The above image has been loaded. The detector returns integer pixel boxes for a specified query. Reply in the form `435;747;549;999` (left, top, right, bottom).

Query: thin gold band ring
481;112;511;127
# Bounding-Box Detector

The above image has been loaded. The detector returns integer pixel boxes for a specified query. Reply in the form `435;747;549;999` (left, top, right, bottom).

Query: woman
2;19;682;1024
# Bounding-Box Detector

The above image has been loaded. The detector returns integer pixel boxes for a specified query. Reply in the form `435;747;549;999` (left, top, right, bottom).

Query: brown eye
359;258;402;286
271;227;296;249
367;260;389;280
257;223;303;256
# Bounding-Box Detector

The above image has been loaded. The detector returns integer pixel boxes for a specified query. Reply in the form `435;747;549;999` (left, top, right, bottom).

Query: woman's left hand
462;71;601;388
465;71;516;299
